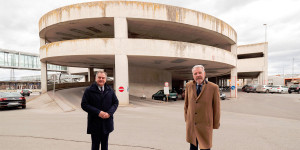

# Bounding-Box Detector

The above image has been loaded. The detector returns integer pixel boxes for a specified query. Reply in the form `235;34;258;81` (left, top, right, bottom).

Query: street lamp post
263;24;267;43
263;24;268;85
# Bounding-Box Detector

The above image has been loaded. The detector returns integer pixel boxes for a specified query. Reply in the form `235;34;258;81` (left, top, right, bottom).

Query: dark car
152;90;178;101
288;84;300;94
242;85;249;92
245;85;258;93
20;89;31;96
0;92;26;109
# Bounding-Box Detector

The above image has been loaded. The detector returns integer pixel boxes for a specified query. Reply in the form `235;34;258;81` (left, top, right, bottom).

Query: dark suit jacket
81;82;119;134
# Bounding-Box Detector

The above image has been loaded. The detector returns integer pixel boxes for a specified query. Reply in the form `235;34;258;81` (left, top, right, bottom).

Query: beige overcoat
184;80;220;149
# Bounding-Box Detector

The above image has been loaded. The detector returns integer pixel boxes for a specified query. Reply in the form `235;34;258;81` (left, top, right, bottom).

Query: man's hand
99;111;110;119
103;113;110;119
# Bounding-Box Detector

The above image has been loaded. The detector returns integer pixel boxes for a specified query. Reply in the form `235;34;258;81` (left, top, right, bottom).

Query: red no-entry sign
119;86;124;92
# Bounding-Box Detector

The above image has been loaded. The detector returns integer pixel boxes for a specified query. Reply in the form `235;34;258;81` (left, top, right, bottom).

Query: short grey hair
95;70;107;78
192;65;205;73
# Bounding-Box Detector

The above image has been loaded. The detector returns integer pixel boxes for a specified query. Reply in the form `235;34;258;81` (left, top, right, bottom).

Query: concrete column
258;72;263;85
84;75;88;82
41;62;47;93
230;44;237;98
40;38;47;93
114;17;129;105
88;67;94;82
113;66;116;91
114;17;128;38
115;54;129;105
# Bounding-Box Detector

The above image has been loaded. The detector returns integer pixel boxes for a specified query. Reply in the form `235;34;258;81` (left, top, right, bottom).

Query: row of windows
0;52;66;70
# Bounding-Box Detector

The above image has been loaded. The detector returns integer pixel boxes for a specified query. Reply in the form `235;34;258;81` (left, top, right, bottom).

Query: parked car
288;84;300;94
244;85;258;93
20;89;31;96
152;90;178;101
220;90;226;100
0;92;26;109
242;85;249;92
256;85;273;93
220;86;230;91
269;85;289;94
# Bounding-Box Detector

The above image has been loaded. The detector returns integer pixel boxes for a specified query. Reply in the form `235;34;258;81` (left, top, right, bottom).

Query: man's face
96;73;106;87
192;67;206;84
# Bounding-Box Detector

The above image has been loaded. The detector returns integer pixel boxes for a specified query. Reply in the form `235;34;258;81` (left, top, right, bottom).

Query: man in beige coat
184;65;220;150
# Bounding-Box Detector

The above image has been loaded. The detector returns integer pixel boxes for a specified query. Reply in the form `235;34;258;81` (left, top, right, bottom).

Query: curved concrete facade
39;1;239;104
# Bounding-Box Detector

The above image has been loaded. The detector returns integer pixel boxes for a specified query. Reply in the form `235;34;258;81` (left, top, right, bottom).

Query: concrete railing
47;81;113;91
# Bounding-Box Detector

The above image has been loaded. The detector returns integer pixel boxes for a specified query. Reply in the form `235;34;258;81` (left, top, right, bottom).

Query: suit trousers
190;139;210;150
91;133;109;150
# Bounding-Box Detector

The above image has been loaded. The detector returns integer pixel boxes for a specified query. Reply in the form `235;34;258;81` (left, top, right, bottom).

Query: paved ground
0;88;300;150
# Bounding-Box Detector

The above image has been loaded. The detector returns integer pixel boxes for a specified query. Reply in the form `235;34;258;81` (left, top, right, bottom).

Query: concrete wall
129;65;172;98
39;1;236;43
40;38;236;68
237;42;268;85
237;57;264;72
268;76;284;85
237;43;265;54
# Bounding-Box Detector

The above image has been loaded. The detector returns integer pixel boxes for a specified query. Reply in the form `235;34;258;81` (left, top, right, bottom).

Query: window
0;52;4;65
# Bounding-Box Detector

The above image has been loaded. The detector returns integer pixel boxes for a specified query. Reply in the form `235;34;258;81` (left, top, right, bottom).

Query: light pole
263;24;267;43
292;57;294;78
263;24;268;84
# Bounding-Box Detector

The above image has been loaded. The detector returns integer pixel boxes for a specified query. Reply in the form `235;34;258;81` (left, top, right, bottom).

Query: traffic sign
164;82;169;87
231;86;235;90
119;86;124;92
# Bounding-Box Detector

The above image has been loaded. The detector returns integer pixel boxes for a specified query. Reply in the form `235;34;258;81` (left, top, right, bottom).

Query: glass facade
0;51;66;71
0;52;4;66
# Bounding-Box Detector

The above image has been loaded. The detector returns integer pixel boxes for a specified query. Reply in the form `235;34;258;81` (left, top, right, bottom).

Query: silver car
269;85;289;94
256;85;272;93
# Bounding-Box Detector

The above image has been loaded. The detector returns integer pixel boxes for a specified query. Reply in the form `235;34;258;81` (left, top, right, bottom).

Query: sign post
164;82;169;102
52;74;56;98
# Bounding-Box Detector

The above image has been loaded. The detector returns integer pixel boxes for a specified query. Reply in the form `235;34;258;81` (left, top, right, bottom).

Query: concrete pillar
230;44;237;98
41;62;47;93
40;38;47;93
113;66;116;91
114;17;129;105
258;72;263;85
115;54;129;105
114;17;128;38
88;67;94;82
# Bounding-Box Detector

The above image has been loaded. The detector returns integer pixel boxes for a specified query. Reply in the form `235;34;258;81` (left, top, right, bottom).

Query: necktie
197;85;201;96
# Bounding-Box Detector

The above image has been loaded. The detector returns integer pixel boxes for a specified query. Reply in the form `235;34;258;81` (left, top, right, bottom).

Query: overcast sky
0;0;300;80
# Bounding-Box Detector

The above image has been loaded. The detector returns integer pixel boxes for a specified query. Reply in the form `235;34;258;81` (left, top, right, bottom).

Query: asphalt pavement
0;89;300;150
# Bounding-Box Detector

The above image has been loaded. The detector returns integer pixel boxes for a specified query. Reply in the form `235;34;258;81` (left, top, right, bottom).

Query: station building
39;1;268;105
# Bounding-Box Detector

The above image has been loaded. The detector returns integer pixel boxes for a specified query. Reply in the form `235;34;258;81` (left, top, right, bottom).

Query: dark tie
197;85;201;96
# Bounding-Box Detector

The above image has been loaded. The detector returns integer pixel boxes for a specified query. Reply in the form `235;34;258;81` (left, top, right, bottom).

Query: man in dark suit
81;71;119;150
